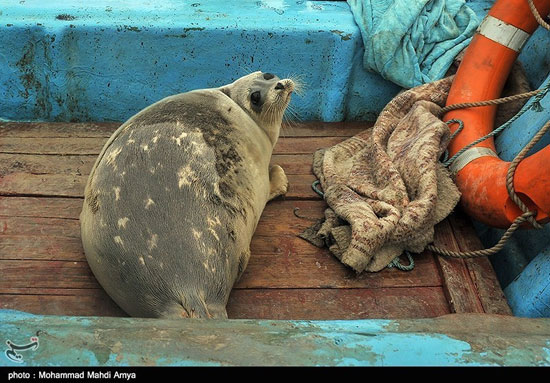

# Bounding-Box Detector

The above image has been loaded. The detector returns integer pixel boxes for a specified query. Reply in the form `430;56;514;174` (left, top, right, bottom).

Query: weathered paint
496;75;550;162
1;310;549;366
504;247;550;318
0;0;398;122
0;0;548;123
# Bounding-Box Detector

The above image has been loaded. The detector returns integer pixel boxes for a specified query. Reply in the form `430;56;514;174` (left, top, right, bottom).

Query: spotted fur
80;72;294;319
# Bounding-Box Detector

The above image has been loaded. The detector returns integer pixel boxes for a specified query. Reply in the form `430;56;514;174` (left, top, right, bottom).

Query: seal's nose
275;82;285;90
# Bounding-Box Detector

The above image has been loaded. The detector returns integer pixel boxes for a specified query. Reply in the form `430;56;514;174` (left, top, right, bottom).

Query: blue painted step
0;0;401;122
1;310;550;366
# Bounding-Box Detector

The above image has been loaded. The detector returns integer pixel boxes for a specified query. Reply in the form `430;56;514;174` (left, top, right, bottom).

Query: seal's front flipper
268;165;288;201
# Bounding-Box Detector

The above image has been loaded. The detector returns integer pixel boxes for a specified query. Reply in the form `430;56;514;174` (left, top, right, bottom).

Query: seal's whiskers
286;73;306;96
282;104;301;135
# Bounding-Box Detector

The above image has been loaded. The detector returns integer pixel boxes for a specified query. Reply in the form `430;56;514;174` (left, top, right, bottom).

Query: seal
80;71;295;318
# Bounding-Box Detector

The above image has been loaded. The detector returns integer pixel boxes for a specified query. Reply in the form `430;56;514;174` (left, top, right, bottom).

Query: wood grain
0;121;370;138
0;153;97;176
0;136;346;156
447;212;512;315
0;172;320;199
431;219;484;314
227;288;450;319
0;293;127;318
0;121;509;320
0;153;314;177
0;287;450;319
0;251;441;293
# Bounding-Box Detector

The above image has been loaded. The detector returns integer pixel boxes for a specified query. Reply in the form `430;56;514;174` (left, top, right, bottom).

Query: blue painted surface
505;249;550;317
496;75;550;161
1;310;550;366
520;25;550;90
0;0;400;122
1;0;546;123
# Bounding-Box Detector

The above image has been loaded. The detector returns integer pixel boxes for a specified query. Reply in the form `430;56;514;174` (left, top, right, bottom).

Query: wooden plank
0;153;313;176
0;198;332;258
0;232;442;288
0;200;328;239
0;121;369;138
275;137;346;154
0;153;97;176
0;260;98;290
0;172;87;197
227;288;450;319
0;120;510;322
0;122;120;138
0;232;331;260
0;232;329;260
0;197;327;232
0;196;311;221
0;136;345;155
0;236;84;261
0;245;440;292
279;121;370;137
271;154;313;175
238;252;440;289
251;234;333;256
0;250;441;293
0;196;84;219
0;137;107;155
0;198;442;289
0;172;319;199
0;216;81;238
0;286;450;319
432;218;484;314
257;199;325;236
1;288;111;296
447;211;512;315
0;293;127;318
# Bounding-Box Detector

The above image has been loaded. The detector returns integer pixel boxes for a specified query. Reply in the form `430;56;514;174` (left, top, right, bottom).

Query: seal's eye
263;73;275;80
250;91;261;106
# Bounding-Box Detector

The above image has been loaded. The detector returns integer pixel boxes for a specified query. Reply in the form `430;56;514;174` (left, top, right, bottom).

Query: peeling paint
330;29;352;41
117;25;142;33
0;0;547;123
0;0;379;122
15;37;54;118
55;14;77;21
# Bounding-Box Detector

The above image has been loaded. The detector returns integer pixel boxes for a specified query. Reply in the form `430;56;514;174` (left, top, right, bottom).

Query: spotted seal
80;71;295;318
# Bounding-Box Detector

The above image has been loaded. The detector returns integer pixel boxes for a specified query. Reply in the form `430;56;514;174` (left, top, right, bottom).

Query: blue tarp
347;0;479;88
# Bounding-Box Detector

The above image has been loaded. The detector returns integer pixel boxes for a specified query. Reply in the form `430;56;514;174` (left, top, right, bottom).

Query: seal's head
220;71;295;145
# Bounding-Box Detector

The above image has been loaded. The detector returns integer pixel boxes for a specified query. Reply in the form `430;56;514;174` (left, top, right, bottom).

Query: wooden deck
0;121;512;319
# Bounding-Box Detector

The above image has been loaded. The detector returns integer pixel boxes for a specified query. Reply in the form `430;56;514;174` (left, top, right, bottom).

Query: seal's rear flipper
160;300;228;319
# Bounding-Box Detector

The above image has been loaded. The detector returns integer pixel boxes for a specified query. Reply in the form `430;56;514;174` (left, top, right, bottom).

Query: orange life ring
445;0;550;229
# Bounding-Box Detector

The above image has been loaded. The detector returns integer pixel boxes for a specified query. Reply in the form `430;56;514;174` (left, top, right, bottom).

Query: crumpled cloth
299;77;461;272
347;0;479;88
